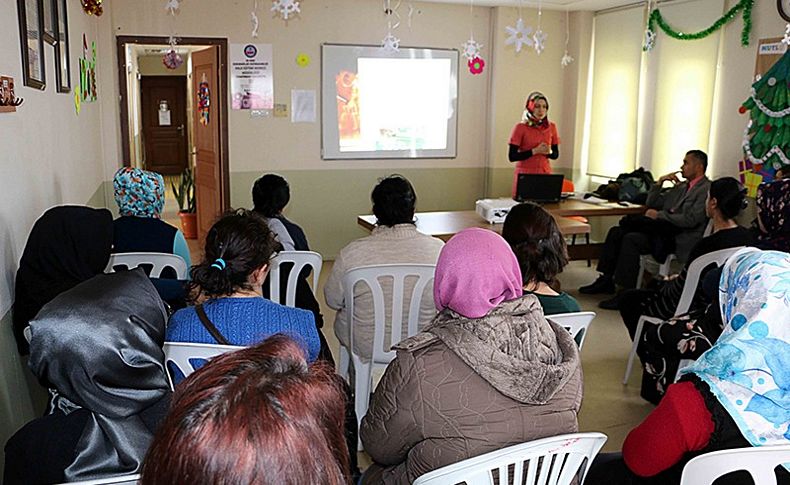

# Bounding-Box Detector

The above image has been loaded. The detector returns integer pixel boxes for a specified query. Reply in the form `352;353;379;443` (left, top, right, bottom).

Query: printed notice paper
291;89;316;123
230;43;273;110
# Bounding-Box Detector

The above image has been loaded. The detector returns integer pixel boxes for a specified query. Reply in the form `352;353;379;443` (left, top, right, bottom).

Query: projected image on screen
322;44;459;160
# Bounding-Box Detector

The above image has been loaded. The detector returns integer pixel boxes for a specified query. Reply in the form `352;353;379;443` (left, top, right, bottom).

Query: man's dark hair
371;175;417;227
252;174;290;218
686;150;708;171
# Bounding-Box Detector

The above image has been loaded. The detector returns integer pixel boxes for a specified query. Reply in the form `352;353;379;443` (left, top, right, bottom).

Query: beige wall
138;54;187;76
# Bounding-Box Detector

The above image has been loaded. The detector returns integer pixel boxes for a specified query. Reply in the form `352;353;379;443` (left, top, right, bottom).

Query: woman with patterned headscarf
507;91;561;197
112;167;191;270
586;247;790;484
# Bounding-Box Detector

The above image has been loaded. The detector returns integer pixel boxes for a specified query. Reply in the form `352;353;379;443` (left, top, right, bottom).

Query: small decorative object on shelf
0;76;22;112
171;167;197;239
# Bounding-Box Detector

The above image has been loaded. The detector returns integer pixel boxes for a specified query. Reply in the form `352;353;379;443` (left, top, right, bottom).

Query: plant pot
179;212;198;239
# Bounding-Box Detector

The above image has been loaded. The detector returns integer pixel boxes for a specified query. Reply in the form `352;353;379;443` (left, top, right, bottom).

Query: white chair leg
635;260;645;289
353;359;371;451
623;319;645;385
338;346;350;380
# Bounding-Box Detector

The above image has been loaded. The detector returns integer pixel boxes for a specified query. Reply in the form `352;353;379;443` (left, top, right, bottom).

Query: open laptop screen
515;174;564;203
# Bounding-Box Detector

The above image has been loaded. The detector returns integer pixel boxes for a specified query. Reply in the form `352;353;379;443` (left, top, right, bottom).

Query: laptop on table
515;174;564;203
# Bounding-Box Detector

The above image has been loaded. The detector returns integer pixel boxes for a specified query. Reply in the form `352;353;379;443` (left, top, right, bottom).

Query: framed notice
53;0;70;92
17;0;46;89
230;43;273;110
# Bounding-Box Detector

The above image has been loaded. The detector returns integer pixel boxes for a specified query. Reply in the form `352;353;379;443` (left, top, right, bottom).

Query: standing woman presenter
508;92;560;197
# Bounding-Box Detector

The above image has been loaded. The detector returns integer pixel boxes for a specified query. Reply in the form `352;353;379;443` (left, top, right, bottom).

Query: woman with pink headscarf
360;228;582;485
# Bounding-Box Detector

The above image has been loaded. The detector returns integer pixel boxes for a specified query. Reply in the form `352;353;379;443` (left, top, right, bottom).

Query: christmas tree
740;48;790;182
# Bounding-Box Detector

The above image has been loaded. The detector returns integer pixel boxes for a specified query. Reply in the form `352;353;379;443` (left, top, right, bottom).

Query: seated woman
754;175;790;252
140;335;350;485
166;210;319;361
502;202;581;315
619;177;754;340
12;205;113;355
4;270;172;484
360;228;582;484
586;248;790;485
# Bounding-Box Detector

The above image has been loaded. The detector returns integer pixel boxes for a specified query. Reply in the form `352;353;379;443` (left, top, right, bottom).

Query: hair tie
211;258;226;271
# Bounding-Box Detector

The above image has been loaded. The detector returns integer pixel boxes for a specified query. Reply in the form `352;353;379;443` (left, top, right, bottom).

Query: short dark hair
709;177;747;220
188;209;278;300
501;202;569;287
686;150;708;171
252;174;290;218
141;335;350;485
371;175;417;227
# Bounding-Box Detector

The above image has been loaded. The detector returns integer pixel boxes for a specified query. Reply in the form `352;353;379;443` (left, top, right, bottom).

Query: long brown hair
141;335;350;485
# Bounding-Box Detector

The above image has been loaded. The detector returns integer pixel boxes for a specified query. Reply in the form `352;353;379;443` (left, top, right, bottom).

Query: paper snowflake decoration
505;18;533;53
783;23;790;45
461;37;483;61
272;0;300;20
381;32;400;53
164;0;180;15
251;11;260;37
561;51;574;67
532;29;547;55
643;29;656;52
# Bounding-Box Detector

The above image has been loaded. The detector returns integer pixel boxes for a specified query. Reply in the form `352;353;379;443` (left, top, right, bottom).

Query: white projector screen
321;44;459;160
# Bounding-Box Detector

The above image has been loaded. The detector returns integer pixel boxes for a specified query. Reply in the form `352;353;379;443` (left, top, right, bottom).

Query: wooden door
192;46;223;241
140;76;188;175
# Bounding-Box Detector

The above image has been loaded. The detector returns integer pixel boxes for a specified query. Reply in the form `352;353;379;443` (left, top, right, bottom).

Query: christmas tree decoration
643;29;656;51
505;18;533;53
461;37;483;61
560;9;573;67
740;48;790;178
81;0;103;16
468;56;485;75
272;0;300;21
647;0;753;49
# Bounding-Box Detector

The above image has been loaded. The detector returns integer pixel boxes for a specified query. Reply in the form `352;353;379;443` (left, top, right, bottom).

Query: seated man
324;175;444;361
580;150;710;310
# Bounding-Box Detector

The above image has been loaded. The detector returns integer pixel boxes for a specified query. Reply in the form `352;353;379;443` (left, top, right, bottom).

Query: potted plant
172;167;197;239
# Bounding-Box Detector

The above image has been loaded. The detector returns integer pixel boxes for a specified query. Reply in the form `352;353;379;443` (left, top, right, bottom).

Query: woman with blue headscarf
586;247;790;484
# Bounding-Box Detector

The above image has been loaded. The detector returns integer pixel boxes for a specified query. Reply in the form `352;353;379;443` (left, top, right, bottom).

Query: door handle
177;124;185;136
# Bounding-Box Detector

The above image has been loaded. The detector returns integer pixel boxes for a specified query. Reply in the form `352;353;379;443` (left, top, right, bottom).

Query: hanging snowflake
643;29;656;52
504;18;533;53
381;32;400;53
461;37;483;61
561;51;573;67
164;0;180;15
783;24;790;45
272;0;300;20
532;29;547;55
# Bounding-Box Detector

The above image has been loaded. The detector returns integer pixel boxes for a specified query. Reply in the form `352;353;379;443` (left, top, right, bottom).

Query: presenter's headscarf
522;91;550;129
28;269;171;481
682;247;790;459
113;167;166;218
12;206;113;355
434;228;523;319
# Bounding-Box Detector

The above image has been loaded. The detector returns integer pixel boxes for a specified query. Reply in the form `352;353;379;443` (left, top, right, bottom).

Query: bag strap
195;304;230;345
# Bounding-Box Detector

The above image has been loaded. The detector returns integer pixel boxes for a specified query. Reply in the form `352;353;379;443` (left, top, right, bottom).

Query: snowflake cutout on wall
532;29;547;55
461;37;483;61
272;0;300;20
561;51;573;67
381;32;400;53
505;18;533;53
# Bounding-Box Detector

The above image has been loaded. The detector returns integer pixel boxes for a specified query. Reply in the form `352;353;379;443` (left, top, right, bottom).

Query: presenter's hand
645;209;659;219
534;142;551;155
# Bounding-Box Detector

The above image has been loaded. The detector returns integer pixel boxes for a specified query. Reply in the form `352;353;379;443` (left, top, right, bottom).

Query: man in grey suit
580;150;710;309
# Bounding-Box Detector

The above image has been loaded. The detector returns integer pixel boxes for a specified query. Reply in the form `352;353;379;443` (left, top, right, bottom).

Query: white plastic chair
412;432;608;485
635;253;677;289
59;474;140;484
680;445;790;485
105;252;188;279
23;326;31;343
163;341;243;390
337;264;436;436
267;250;322;306
623;247;744;384
546;312;596;350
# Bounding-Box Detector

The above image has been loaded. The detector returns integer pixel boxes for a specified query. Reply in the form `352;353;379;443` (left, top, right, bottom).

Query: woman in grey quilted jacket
360;228;583;484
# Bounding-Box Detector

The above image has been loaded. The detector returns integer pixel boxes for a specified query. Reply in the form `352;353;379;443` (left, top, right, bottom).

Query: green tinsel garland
648;0;753;47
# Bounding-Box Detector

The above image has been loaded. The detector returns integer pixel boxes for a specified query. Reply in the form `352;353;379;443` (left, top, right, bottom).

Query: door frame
116;35;230;210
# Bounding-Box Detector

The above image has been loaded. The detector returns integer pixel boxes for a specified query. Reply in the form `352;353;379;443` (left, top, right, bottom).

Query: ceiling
421;0;640;12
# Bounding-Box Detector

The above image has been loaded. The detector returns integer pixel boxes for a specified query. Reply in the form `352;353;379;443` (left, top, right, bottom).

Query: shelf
0;106;16;113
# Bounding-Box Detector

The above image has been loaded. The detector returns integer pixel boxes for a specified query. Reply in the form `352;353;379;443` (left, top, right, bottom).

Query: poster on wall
230;43;273;110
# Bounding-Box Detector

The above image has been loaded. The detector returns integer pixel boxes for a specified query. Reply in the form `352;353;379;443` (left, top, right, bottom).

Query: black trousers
596;226;652;289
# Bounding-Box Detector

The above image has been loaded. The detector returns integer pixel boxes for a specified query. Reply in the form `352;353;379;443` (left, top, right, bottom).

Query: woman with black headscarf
12;206;114;355
4;269;172;484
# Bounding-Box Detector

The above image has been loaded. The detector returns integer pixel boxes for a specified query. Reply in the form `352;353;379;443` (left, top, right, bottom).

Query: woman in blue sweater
166;210;319;361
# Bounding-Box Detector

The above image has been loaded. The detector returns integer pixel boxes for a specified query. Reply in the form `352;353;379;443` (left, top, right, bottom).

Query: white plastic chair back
624;247;744;384
680;445;790;485
267;250;322;307
636;253;677;289
339;264;435;441
546;312;596;350
105;252;188;279
412;432;608;485
163;341;243;390
23;326;31;343
59;474;140;484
